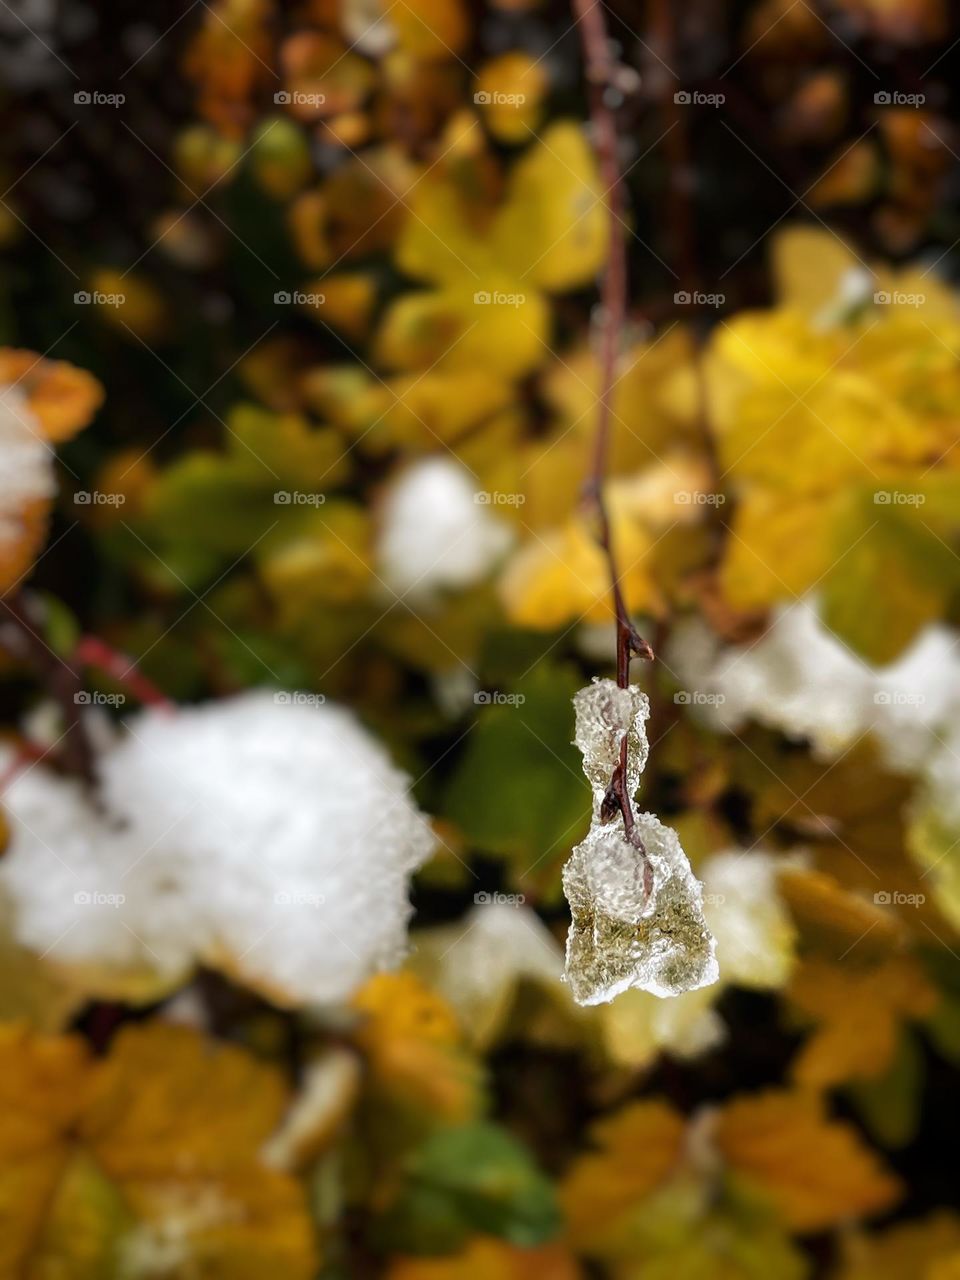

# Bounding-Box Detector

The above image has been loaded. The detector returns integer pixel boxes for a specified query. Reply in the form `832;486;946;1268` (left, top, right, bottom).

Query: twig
74;635;174;711
574;0;654;856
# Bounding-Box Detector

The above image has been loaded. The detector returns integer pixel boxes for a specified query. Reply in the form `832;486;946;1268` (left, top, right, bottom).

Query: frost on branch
563;678;718;1005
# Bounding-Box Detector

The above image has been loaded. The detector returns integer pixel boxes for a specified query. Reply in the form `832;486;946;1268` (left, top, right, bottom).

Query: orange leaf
715;1089;901;1232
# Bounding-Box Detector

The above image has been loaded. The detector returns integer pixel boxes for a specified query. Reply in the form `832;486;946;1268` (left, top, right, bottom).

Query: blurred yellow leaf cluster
0;1022;317;1277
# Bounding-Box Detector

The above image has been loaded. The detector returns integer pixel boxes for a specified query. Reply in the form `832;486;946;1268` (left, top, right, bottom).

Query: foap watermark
874;890;925;907
74;290;125;308
474;91;526;106
74;890;125;906
74;90;125;107
274;889;326;908
674;490;726;506
703;892;727;907
74;489;126;507
874;91;925;107
273;691;326;707
674;690;726;706
874;290;925;308
275;290;325;306
674;289;725;309
874;690;926;706
674;90;725;107
274;490;326;506
474;890;526;906
74;690;126;707
474;290;525;308
474;690;526;707
874;490;925;506
274;90;326;108
475;490;525;506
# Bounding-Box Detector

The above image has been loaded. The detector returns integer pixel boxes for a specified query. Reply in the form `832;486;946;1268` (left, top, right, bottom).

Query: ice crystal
563;678;718;1005
573;677;649;813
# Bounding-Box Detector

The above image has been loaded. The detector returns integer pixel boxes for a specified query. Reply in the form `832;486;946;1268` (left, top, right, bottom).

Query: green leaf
846;1030;924;1149
821;488;960;663
374;1123;561;1255
442;663;590;870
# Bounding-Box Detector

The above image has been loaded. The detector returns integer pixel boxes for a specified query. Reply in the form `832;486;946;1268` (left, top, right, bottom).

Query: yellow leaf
0;1022;317;1277
0;892;85;1032
352;972;486;1123
0;349;102;596
492;122;606;292
559;1100;686;1252
771;226;863;314
808;141;880;208
259;502;372;621
542;328;700;474
387;1237;582;1280
834;1212;960;1280
714;1089;901;1232
280;31;376;120
90;268;170;344
498;455;711;629
786;955;937;1087
778;867;905;961
720;491;840;609
0;348;103;443
391;0;469;59
303;272;376;340
375;285;550;378
383;125;604;375
475;53;548;143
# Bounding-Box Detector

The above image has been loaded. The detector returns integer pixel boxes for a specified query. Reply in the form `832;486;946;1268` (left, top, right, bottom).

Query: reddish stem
74;636;174;711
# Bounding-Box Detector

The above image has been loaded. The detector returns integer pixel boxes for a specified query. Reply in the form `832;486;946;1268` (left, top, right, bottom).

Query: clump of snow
668;599;960;771
0;691;436;1005
376;456;513;601
411;902;565;1045
701;851;796;991
562;678;717;1006
0;386;54;547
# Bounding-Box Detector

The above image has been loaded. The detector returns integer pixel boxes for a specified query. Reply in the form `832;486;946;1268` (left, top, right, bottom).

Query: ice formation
562;678;718;1005
0;691;435;1004
376;455;513;601
600;850;797;1068
668;600;960;771
0;386;54;547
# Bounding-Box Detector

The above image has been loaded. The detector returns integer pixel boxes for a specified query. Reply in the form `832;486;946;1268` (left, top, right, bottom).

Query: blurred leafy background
2;0;960;1276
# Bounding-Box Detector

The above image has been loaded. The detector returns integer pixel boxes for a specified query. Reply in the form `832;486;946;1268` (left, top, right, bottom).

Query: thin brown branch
575;0;653;857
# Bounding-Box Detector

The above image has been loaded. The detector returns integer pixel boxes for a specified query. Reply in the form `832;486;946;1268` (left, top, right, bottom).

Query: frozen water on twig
563;678;718;1005
573;678;649;814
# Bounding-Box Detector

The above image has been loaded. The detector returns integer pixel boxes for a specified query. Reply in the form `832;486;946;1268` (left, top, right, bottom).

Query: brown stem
574;0;653;855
